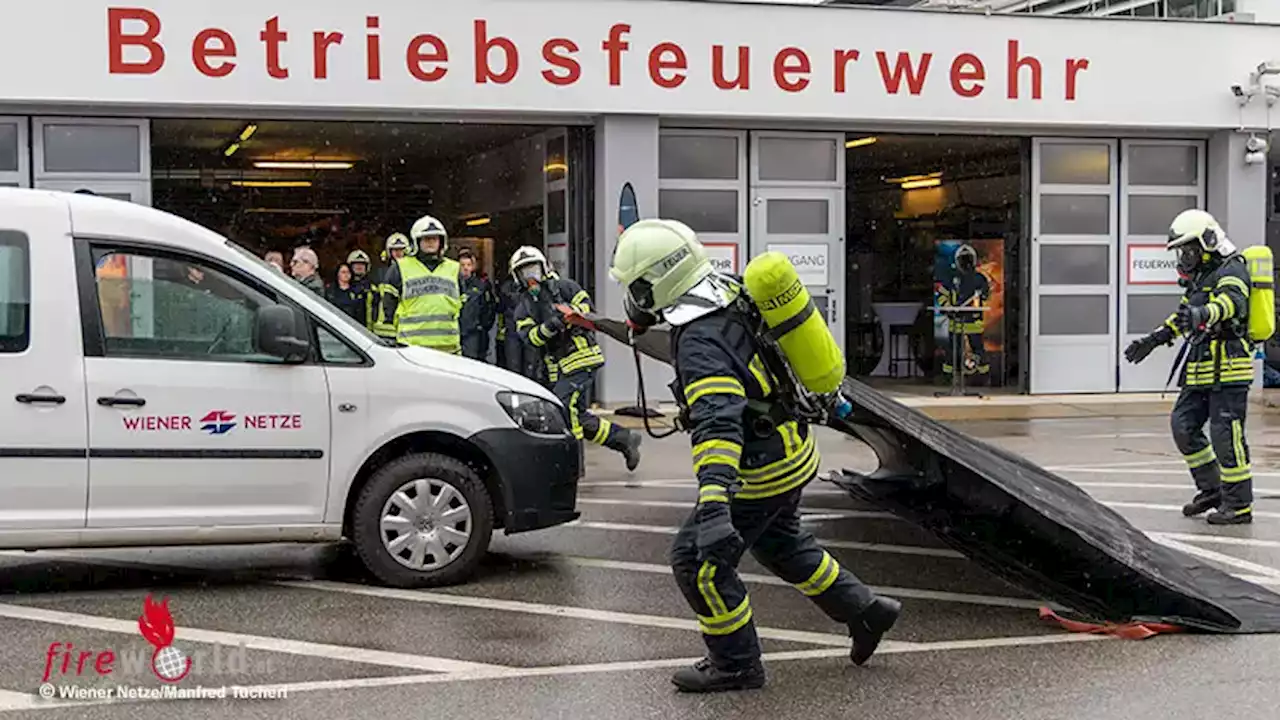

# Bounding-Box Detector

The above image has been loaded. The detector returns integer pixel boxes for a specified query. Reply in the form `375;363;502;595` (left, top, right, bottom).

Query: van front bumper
469;428;582;534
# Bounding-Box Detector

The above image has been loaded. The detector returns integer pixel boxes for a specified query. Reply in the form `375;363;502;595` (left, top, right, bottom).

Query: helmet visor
517;262;544;286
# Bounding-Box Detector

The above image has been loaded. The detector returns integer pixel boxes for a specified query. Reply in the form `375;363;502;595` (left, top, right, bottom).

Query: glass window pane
42;124;141;174
1039;244;1110;285
767;199;829;234
1127;293;1181;334
1129;195;1198;236
93;250;285;362
1040;194;1110;235
0;124;17;173
660;134;739;180
545;135;567;183
659;189;738;233
1039;143;1110;185
757;137;838;182
318;325;364;364
1127;144;1197;186
0;231;30;353
546;189;566;235
1039;294;1110;335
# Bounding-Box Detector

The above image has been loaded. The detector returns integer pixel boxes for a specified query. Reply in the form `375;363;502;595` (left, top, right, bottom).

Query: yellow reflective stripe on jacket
698;484;729;505
528;323;547;347
684;376;746;405
1216;275;1249;296
747;354;773;396
693;439;742;475
570;289;592;314
736;426;819;500
559;345;604;373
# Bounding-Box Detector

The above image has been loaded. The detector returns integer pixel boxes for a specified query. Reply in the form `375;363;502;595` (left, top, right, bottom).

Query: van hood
396;347;559;404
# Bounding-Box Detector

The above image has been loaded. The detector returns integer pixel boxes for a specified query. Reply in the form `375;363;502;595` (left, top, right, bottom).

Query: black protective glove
1175;305;1211;336
695;502;744;565
541;312;566;335
1124;327;1173;365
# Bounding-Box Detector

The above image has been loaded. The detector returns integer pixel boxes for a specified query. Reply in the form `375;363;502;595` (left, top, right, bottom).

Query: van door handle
97;396;146;407
16;393;66;405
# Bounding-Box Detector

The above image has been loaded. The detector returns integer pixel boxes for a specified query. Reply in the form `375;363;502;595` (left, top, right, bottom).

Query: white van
0;188;583;587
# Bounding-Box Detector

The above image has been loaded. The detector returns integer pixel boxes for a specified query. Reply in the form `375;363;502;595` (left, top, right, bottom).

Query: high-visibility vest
368;268;397;338
395;256;462;353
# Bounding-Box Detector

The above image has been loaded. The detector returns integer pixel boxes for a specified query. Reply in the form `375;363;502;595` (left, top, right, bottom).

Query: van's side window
0;230;29;354
91;249;283;363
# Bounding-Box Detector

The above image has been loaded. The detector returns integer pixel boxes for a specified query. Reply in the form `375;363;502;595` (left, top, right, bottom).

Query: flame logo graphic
138;595;191;683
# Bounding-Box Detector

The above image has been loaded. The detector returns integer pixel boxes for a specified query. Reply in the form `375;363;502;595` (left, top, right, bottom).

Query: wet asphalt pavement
4;413;1280;719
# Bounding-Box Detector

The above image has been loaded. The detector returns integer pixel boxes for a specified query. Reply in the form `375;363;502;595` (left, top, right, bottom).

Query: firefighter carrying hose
511;245;642;471
1125;209;1275;525
608;218;901;693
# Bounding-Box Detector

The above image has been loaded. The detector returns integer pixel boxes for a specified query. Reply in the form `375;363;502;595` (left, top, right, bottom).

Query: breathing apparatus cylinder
1242;245;1276;343
742;251;846;396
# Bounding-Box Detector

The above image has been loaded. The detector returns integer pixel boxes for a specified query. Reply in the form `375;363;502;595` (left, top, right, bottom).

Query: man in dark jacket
497;269;542;381
458;249;496;361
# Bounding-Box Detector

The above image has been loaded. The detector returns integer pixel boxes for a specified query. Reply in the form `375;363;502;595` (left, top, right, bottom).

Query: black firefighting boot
610;428;642;472
1206;506;1253;525
849;596;902;666
671;658;766;693
1182;492;1221;517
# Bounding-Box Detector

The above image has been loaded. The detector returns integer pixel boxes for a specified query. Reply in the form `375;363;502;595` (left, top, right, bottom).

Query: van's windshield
224;240;397;347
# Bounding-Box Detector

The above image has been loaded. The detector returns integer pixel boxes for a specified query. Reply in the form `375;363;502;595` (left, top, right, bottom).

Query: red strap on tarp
1038;607;1186;640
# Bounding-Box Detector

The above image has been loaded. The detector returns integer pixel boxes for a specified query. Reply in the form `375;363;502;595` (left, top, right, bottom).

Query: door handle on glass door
97;396;146;408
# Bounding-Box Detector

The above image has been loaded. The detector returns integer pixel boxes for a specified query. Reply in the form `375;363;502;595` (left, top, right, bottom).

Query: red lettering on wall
192;28;236;78
1065;58;1089;101
108;7;164;74
312;31;343;79
474;20;518;84
1006;40;1041;100
876;51;932;95
365;16;381;80
773;47;810;93
260;16;288;79
833;49;860;93
712;45;749;90
542;38;580;85
601;23;630;87
648;42;686;89
407;34;448;82
949;53;984;98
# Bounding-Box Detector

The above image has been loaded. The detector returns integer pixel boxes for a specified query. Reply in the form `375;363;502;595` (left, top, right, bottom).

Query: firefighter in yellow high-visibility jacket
380;216;463;354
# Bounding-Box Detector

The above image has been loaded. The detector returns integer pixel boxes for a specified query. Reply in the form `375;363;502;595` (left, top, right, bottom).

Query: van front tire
352;452;494;588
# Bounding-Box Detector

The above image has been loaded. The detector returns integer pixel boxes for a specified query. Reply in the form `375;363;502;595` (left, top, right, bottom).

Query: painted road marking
556;556;1048;611
1153;532;1280;550
1150;536;1280;581
2;633;1113;713
575;497;895;520
0;603;501;674
276;579;874;648
1061;467;1280;479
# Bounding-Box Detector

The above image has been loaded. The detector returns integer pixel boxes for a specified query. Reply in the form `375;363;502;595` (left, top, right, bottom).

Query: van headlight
496;392;568;436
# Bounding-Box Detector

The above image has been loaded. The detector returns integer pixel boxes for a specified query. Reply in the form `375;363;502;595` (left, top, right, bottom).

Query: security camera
1247;135;1270;154
1246;151;1267;165
1233;84;1245;97
1258;61;1280;77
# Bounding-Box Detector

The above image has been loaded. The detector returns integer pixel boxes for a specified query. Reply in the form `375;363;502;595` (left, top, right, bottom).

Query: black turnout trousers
1170;385;1253;512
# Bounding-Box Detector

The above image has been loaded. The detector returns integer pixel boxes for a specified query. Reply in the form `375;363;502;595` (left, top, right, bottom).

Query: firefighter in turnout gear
1124;209;1257;525
511;245;642;470
609;219;901;693
381;216;464;354
369;233;411;339
937;243;991;377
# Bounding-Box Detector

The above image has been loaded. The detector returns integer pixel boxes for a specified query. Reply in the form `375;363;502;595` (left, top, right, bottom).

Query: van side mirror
255;304;310;362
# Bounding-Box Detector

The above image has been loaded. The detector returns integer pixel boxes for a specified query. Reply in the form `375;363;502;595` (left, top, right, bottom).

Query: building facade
1;0;1278;403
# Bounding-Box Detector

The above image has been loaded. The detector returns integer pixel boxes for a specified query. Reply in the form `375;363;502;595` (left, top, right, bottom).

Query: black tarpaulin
586;316;1280;634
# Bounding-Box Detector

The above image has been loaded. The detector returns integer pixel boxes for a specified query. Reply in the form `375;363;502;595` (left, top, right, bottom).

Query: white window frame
0;116;29;187
749;130;845;190
33;117;150;182
658;128;748;271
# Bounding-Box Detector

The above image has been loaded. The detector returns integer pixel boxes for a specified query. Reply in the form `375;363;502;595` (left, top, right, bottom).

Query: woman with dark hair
327;263;368;323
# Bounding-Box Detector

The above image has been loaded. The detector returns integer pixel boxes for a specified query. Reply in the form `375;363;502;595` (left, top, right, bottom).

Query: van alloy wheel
380;477;473;571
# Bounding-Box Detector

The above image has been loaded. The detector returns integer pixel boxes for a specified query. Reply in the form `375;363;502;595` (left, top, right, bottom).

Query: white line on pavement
569;520;963;559
1061;467;1280;479
1152;532;1280;549
575;497;895;520
557;556;1047;611
0;603;501;674
3;633;1114;713
1106;501;1280;519
0;691;45;712
276;579;872;648
1149;536;1280;581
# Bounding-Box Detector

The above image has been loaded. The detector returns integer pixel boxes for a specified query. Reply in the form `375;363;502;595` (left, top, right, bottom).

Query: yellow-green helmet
609;219;713;314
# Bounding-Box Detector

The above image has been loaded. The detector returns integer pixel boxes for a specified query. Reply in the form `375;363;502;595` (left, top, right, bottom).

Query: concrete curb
591;392;1180;425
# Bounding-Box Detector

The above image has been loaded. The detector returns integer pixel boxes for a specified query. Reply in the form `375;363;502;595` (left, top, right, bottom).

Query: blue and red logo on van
199;411;237;436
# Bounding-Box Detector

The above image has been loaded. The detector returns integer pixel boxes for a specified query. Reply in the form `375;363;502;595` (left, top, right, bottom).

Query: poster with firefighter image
932;239;1005;382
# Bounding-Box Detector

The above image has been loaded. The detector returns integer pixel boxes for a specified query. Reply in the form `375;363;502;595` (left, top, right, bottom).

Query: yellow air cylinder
1243;245;1276;343
742;251;846;396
